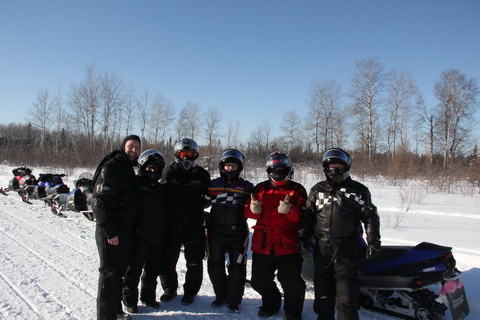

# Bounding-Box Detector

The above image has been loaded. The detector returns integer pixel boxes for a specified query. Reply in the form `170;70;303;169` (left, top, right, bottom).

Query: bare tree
175;101;202;141
434;69;479;170
137;90;150;140
203;106;222;147
385;70;417;160
349;57;388;164
248;121;273;155
415;94;437;165
308;79;344;153
28;88;53;148
280;110;302;152
225;121;241;148
69;64;102;153
51;86;69;156
122;84;137;138
147;94;175;145
100;71;124;152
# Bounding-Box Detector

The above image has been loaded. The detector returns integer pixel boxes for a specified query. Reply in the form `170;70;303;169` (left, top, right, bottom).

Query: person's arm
298;187;316;240
281;185;307;223
360;189;381;258
244;185;263;219
93;164;121;239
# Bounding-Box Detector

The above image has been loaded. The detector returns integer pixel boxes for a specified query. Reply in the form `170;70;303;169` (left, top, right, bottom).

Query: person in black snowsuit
93;135;142;320
205;149;254;313
298;148;381;320
159;138;211;306
122;149;168;313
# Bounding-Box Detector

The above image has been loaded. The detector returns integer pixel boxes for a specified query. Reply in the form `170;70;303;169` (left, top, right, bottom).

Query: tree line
0;58;478;188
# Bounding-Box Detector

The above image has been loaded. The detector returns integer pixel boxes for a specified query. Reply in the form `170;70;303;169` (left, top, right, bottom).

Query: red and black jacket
244;180;307;256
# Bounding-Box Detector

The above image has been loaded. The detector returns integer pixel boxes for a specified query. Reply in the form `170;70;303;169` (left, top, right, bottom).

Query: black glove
366;240;381;259
297;229;310;254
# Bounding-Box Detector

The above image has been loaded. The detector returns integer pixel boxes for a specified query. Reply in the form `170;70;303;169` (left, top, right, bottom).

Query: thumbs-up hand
278;194;291;214
250;193;263;214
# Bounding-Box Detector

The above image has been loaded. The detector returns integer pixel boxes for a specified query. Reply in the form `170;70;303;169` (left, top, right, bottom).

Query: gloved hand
278;194;291;214
297;229;310;254
366;239;381;259
250;194;263;214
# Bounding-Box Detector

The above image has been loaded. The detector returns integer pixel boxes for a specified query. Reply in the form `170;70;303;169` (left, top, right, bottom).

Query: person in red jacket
244;152;307;320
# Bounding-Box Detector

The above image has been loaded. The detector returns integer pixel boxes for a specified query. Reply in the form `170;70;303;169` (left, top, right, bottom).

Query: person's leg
277;253;306;317
159;226;182;297
312;243;336;320
182;224;206;297
251;252;281;314
207;237;228;304
140;245;160;305
334;245;360;320
123;242;150;308
96;226;129;320
225;235;248;306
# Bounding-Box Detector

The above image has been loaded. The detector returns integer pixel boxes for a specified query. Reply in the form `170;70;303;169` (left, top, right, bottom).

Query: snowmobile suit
206;177;254;306
122;178;168;308
159;162;211;297
299;176;380;320
245;180;307;318
93;150;140;320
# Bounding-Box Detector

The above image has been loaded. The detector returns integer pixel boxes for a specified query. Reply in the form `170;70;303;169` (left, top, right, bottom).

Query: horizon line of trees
0;58;478;186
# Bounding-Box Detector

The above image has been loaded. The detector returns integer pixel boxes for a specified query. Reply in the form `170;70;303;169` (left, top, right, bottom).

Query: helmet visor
266;156;291;169
322;149;350;165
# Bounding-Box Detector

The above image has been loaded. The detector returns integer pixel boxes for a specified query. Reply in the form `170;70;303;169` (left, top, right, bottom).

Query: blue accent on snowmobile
361;247;448;275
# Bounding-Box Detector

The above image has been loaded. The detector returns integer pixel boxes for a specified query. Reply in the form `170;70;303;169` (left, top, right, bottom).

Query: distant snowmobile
66;172;94;221
301;240;469;320
31;173;70;215
4;166;38;203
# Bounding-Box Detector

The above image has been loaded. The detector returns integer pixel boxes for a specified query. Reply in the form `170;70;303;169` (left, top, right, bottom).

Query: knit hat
121;135;141;152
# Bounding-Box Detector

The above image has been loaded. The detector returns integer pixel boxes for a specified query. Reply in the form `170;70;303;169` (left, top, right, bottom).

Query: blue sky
1;1;479;144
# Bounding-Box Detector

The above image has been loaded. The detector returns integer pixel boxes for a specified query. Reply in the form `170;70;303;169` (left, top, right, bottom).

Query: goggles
177;150;198;159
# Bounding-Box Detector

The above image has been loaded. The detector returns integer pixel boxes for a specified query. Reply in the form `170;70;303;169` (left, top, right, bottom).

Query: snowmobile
4;166;38;203
301;240;469;320
65;172;94;221
31;173;70;215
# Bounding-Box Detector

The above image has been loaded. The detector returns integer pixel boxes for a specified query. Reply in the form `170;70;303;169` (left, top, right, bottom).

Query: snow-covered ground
0;164;479;320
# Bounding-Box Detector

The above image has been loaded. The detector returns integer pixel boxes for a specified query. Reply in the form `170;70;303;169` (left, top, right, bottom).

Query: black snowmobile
301;240;469;320
2;166;38;203
31;173;70;215
65;172;94;221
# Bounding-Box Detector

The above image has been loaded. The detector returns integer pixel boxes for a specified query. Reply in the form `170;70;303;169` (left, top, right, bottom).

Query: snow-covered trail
0;192;396;320
1;171;479;319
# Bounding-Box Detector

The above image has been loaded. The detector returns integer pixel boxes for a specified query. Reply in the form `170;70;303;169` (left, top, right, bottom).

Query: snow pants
122;241;162;306
313;239;360;320
159;223;206;296
251;251;306;317
95;226;132;320
207;226;248;305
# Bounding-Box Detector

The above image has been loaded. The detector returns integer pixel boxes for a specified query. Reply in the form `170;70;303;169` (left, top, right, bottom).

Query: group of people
92;135;381;320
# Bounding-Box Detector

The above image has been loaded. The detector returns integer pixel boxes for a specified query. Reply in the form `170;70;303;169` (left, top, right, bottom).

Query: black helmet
219;149;245;183
322;148;351;184
265;152;293;186
138;149;165;181
174;138;199;170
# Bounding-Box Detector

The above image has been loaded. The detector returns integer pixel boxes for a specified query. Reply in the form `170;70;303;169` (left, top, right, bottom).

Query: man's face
223;163;238;172
124;140;141;161
328;163;346;172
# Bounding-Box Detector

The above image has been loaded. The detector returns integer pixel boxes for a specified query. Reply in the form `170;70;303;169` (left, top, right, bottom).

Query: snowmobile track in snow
0;269;44;320
0;230;85;320
0;206;93;256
